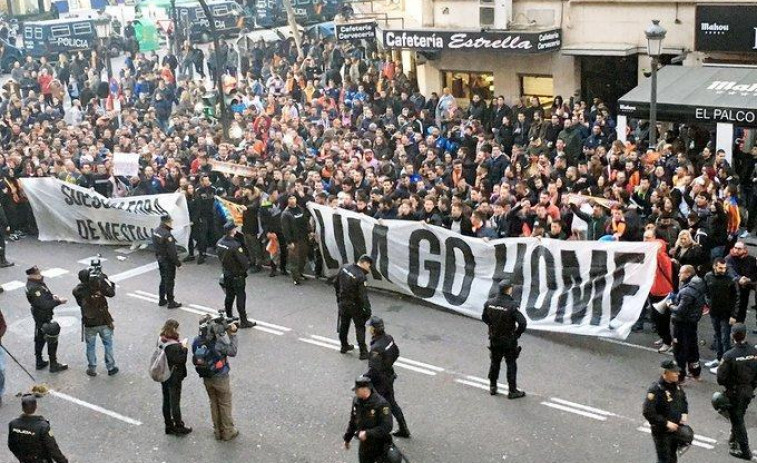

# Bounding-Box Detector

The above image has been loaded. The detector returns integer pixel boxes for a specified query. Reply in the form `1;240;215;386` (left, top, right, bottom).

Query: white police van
22;18;96;58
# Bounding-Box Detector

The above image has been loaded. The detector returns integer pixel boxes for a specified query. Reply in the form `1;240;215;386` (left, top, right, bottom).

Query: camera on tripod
199;310;239;338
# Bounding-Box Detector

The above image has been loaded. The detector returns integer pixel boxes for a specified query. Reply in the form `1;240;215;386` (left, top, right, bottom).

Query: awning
561;44;684;57
618;66;757;127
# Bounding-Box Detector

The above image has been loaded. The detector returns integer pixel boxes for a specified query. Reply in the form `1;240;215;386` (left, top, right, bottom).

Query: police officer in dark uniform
25;266;68;373
335;255;373;359
194;175;216;265
216;221;255;329
153;215;182;309
482;277;527;398
716;323;757;460
643;359;690;463
343;375;393;463
365;316;410;438
8;394;68;462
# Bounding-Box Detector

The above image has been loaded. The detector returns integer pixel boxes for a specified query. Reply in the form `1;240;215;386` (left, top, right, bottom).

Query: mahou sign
309;204;656;340
381;28;561;53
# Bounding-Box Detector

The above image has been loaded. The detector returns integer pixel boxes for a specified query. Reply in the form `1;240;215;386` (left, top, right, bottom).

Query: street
0;238;748;462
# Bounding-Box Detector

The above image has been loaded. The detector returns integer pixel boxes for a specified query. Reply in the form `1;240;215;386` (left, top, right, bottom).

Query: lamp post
197;0;229;141
94;18;114;80
645;19;666;151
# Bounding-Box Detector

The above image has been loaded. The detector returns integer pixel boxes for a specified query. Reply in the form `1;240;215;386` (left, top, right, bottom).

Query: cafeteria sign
381;28;561;53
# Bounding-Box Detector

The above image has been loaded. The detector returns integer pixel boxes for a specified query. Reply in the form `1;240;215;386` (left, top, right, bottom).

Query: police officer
365;316;410;438
716;323;757;460
216;222;255;329
153;215;182;309
8;394;68;462
643;359;690;463
482;277;526;398
343;375;393;463
335;255;373;359
194;175;216;265
25;266;68;373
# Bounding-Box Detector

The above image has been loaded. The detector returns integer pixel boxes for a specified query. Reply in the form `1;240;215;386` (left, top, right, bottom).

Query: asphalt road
0;237;749;463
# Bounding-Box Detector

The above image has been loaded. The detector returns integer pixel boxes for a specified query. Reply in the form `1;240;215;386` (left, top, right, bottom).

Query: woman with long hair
159;319;192;436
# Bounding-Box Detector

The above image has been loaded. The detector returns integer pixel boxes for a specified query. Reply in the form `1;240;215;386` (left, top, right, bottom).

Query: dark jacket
216;235;249;277
482;293;527;346
704;271;739;319
643;378;688;434
443;215;474;237
670;275;706;324
366;332;400;393
726;254;757;288
152;223;181;267
25;279;63;324
570;204;607;241
281;205;310;243
162;336;188;381
334;263;371;318
343;391;393;446
72;271;116;328
717;342;757;398
8;414;68;463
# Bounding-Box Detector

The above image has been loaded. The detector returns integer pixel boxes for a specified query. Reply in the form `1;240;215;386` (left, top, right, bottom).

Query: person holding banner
153;215;182;309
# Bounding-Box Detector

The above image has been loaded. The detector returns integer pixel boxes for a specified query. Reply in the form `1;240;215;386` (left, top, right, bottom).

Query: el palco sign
381;28;562;53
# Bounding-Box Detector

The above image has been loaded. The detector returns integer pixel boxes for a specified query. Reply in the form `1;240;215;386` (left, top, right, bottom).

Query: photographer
192;313;239;441
25;266;68;373
73;261;118;377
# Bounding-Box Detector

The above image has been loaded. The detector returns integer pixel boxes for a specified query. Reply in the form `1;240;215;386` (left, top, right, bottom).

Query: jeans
85;325;116;371
0;345;5;397
711;315;732;361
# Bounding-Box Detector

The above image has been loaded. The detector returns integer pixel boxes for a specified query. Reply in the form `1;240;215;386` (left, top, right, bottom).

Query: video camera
199;310;239;338
88;254;104;279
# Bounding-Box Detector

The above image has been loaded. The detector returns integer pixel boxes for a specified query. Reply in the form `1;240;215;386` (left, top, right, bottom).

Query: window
213;5;229;15
72;22;92;35
24;27;32;39
34;27;43;40
520;74;554;109
195;8;205;19
442;70;494;101
480;0;494;27
49;25;69;38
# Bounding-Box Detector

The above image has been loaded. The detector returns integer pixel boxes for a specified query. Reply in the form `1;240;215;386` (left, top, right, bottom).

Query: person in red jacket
644;229;675;352
37;69;53;105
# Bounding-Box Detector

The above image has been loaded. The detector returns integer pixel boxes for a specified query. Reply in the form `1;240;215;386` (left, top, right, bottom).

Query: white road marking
599;337;667;354
309;334;340;345
298;337;341;351
179;307;212;316
397;356;444;372
110;263;158;282
189;303;217;313
541;401;608;421
393;362;437;376
636;427;715;450
455;379;508;393
78;256;107;265
548;398;616;417
254;326;285;336
41;268;68;278
126;293;159;304
114;247;138;255
49;390;142;426
135;290;159;298
255;320;292;332
464;375;492;384
1;280;25;291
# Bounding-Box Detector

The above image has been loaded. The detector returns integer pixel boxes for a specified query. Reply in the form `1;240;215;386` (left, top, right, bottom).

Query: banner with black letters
20;178;191;249
309;203;658;340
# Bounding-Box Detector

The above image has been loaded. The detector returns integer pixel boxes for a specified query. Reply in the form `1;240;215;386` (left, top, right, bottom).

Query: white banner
112;152;140;177
309;203;658;339
20;178;191;249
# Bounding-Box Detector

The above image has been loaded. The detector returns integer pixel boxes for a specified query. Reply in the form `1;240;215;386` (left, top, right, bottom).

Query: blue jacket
671;276;705;324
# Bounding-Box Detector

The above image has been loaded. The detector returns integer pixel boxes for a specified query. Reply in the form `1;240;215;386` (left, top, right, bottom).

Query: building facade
363;0;757;111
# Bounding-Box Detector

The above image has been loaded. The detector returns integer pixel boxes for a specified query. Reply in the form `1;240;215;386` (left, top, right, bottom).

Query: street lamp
94;18;114;80
645;19;666;151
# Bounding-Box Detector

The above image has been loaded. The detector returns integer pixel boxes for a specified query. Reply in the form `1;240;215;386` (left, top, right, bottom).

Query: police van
175;0;248;43
254;0;341;29
22;18;96;59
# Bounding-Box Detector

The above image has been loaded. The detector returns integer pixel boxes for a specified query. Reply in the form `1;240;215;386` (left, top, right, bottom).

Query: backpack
192;339;226;378
149;338;178;383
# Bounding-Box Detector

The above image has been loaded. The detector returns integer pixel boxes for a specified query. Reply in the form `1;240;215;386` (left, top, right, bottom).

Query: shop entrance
579;55;637;114
442;70;494;106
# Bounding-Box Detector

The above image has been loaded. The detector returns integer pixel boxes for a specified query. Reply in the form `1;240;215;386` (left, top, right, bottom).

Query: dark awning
618;66;757;127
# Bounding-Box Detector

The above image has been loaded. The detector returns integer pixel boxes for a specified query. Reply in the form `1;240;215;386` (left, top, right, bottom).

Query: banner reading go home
309;203;658;340
20;178;191;249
